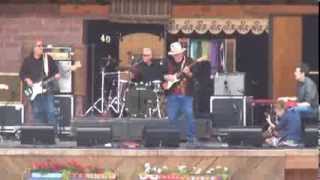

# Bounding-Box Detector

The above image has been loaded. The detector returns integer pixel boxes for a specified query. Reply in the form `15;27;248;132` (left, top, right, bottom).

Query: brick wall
0;4;107;120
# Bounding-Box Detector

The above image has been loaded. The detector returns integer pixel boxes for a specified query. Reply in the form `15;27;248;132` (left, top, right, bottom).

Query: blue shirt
276;109;302;143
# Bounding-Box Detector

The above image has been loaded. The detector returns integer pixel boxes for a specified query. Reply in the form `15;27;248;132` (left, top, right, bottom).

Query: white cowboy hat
168;42;186;55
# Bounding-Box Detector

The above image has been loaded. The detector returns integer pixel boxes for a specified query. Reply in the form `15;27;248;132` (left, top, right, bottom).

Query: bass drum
125;85;157;118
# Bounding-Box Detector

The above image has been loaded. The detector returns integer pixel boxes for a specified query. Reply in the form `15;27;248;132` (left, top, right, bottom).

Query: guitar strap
180;56;186;72
43;53;49;77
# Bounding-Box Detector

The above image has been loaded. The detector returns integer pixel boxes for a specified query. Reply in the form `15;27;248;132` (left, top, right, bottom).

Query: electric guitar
162;56;208;90
0;84;9;90
24;61;82;101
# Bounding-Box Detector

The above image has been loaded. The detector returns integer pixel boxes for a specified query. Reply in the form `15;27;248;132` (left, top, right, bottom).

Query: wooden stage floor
0;146;318;180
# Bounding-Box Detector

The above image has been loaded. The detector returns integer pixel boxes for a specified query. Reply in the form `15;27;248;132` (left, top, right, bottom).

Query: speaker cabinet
54;95;74;127
143;125;180;148
0;73;22;102
210;96;247;127
75;127;112;146
20;125;55;145
303;127;318;147
0;103;24;128
226;127;263;147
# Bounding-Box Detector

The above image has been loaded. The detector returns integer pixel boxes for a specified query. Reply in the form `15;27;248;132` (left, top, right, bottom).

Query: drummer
131;48;165;86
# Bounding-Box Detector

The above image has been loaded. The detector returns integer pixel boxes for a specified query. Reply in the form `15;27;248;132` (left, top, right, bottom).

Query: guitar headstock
70;61;82;71
196;55;209;62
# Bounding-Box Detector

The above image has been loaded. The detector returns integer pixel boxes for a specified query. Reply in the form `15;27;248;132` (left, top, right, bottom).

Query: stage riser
0;149;317;180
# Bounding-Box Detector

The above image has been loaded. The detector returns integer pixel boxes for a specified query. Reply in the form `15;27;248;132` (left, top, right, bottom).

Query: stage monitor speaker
75;127;112;146
143;124;180;148
226;127;262;147
20;125;55;145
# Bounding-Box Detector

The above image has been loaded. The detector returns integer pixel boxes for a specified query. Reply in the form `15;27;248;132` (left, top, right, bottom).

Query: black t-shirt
19;54;59;91
132;59;165;83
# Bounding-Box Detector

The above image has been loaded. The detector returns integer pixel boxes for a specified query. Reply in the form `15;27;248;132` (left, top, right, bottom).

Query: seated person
131;48;164;84
264;100;302;147
278;63;319;120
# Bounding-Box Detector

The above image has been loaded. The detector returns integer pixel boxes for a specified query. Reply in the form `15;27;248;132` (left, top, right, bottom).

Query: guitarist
19;40;60;127
163;42;197;144
264;100;302;147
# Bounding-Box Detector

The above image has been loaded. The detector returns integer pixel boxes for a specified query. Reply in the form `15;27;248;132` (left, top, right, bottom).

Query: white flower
195;168;202;174
145;167;151;174
144;163;151;169
157;168;162;174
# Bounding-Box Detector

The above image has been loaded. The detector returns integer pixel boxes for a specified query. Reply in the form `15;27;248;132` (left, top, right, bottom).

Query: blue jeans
31;95;56;126
166;95;196;140
293;105;317;120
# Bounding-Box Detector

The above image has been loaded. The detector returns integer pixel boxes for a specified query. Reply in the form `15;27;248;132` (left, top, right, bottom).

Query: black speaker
54;95;74;127
0;103;24;126
303;127;318;147
143;125;180;148
75;127;112;146
210;96;246;127
20;125;55;145
226;127;263;147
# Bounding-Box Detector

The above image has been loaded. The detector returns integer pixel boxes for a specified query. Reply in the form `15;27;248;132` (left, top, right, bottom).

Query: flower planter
25;172;117;180
139;174;231;180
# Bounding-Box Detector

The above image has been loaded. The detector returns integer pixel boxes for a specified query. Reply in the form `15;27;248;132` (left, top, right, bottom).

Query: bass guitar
162;56;208;90
24;61;81;101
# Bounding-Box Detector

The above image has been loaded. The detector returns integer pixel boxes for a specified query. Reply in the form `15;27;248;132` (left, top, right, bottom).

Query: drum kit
85;67;165;118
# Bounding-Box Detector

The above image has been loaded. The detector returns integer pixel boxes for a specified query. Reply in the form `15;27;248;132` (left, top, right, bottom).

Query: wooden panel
271;16;302;99
0;149;317;180
119;33;165;69
286;156;318;169
59;4;109;16
285;169;318;180
172;5;318;18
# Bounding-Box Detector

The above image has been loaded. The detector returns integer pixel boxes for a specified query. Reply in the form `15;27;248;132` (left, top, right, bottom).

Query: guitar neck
42;76;56;86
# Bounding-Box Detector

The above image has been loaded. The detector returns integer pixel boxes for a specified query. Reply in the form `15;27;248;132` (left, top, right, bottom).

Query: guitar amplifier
53;95;74;130
0;72;22;102
210;96;247;127
214;73;245;96
52;61;73;94
0;102;24;133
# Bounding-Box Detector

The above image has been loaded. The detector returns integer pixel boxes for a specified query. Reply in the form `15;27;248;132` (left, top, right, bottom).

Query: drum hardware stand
155;94;162;118
85;68;107;115
106;71;128;118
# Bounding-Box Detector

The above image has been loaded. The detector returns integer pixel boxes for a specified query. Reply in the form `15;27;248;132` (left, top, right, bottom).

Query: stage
0;147;318;180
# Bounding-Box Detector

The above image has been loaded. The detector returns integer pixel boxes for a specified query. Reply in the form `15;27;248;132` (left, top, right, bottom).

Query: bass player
19;40;60;127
